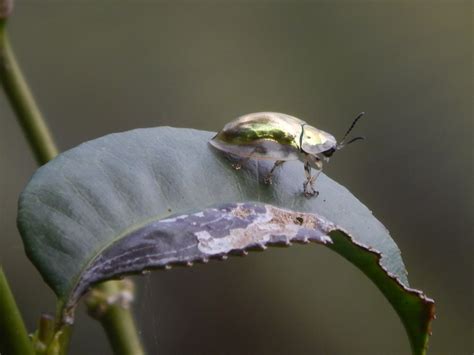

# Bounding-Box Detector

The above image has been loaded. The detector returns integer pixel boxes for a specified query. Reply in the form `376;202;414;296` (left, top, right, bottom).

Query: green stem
0;31;58;164
31;313;72;355
0;25;144;354
0;267;35;355
85;280;144;355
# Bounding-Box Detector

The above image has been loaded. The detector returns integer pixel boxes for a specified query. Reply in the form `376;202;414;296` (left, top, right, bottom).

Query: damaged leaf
70;203;335;308
17;127;434;354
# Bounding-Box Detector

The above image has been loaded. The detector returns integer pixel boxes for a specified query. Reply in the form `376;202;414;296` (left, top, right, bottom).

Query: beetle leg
310;169;322;186
231;156;250;170
231;147;260;170
264;160;285;184
303;161;319;197
231;161;243;170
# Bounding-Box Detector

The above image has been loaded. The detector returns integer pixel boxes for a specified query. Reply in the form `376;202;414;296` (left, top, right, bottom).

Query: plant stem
0;31;58;165
0;267;35;355
31;313;72;355
85;280;144;355
0;25;144;354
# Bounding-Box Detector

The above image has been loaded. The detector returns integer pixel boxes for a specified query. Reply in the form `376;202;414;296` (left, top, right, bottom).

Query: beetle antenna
336;136;365;151
337;136;365;150
346;136;365;145
340;112;365;144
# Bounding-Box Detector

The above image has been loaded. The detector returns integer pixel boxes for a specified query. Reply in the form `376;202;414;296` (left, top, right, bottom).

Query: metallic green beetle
210;112;365;197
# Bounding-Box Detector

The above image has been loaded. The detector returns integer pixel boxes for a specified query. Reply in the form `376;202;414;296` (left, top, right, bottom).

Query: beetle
209;112;365;197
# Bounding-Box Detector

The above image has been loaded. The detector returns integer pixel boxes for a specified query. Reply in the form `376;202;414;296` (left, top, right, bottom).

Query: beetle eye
322;148;335;157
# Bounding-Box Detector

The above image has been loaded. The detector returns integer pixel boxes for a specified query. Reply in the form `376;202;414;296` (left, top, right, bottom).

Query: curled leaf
17;127;434;354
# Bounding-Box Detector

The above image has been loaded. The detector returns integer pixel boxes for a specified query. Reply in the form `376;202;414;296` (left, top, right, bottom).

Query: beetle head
322;147;336;158
299;123;337;158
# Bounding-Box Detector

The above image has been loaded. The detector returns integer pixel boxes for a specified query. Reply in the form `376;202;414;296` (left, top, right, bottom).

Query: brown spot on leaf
267;206;318;229
231;205;252;219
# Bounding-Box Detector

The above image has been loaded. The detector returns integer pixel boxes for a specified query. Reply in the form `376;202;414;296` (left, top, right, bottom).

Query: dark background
0;1;472;354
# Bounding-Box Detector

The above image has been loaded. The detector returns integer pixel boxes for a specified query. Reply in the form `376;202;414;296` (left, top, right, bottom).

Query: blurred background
0;1;471;354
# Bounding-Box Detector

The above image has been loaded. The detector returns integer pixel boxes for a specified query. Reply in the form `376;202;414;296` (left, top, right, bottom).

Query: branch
0;30;58;165
85;280;144;355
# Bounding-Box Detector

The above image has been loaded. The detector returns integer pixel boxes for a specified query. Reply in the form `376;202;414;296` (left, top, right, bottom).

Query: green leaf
17;127;434;354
